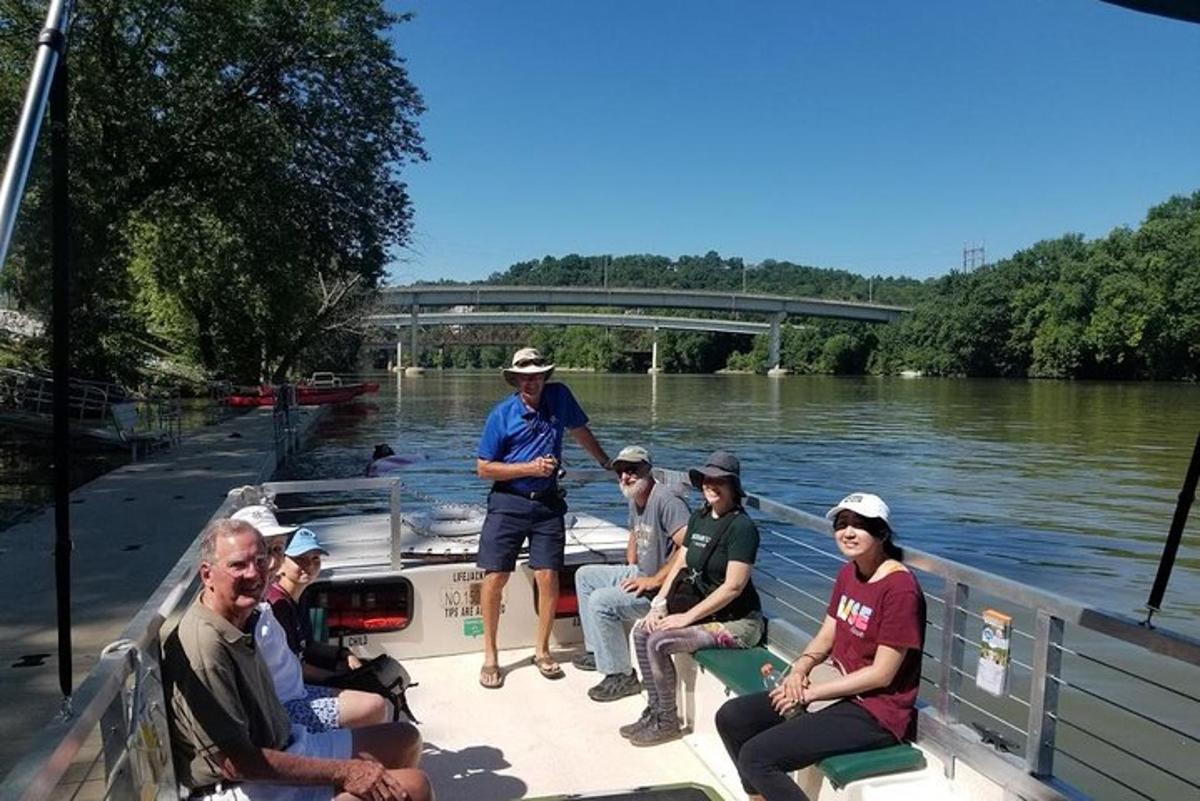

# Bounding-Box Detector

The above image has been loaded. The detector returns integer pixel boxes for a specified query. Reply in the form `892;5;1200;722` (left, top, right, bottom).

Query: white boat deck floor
409;647;734;801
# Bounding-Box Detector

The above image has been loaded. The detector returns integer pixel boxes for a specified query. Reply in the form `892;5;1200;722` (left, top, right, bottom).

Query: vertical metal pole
389;479;403;571
395;338;402;372
49;46;72;700
1145;430;1200;621
0;0;73;272
99;648;135;800
936;581;969;722
1026;611;1064;776
649;327;659;374
409;304;419;368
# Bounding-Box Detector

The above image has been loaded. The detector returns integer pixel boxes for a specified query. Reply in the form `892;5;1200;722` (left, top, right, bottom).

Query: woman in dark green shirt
622;450;764;747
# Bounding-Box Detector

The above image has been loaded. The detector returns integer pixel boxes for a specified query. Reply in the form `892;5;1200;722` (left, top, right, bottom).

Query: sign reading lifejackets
441;570;499;619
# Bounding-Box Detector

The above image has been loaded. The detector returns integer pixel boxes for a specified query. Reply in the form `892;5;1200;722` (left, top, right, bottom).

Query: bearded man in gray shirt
572;446;690;701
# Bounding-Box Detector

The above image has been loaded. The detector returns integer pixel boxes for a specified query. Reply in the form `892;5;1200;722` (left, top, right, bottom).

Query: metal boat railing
740;490;1200;801
271;383;300;465
2;473;1197;801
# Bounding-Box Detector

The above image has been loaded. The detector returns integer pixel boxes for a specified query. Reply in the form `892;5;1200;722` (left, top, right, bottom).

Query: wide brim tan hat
503;347;556;387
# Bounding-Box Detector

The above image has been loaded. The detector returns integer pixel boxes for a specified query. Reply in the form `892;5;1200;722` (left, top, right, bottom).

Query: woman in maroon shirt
715;493;926;801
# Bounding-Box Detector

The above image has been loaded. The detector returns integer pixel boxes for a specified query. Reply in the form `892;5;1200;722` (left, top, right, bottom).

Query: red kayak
228;385;363;407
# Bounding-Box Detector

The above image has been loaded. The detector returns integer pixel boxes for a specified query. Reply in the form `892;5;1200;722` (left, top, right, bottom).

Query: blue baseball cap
284;527;329;558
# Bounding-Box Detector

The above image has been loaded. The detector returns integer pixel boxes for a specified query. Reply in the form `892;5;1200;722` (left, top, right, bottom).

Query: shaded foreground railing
2;474;1197;801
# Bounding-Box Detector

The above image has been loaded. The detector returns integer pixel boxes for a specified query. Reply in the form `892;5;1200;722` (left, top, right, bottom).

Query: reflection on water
0;400;238;531
285;372;1200;637
0;429;123;529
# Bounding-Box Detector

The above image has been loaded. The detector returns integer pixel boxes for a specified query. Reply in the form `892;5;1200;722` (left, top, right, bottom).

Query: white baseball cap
825;493;892;531
231;505;297;538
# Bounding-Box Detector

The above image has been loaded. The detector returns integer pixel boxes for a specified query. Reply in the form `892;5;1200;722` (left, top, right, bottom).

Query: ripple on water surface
283;373;1200;637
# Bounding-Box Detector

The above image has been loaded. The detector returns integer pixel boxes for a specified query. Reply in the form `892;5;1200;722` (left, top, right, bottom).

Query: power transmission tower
962;242;985;271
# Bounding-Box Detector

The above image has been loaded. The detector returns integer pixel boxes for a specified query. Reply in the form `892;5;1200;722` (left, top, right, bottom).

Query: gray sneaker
629;712;682;747
618;706;655;739
571;651;597;671
587;671;642;702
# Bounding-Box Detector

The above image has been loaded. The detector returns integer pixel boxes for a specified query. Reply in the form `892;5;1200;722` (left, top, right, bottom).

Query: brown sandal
479;664;504;689
534;655;565;680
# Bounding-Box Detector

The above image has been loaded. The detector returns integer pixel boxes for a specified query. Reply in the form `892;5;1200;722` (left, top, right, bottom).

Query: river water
285;372;1200;639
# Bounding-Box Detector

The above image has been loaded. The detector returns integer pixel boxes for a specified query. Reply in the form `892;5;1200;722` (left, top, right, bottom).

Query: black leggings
715;692;896;800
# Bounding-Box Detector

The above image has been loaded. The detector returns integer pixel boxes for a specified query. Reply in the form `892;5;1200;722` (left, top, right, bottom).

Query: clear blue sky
384;1;1200;284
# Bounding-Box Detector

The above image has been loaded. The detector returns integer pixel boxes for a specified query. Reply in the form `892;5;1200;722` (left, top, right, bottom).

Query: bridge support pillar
648;327;661;374
393;339;402;372
405;304;424;376
767;313;789;376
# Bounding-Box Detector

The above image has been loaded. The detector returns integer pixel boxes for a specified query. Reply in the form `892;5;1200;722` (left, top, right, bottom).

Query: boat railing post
1025;609;1064;776
98;646;136;801
936;579;969;723
389;479;403;570
141;631;179;800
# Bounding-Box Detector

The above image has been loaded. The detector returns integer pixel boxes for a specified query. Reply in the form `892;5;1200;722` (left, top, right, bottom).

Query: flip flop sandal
479;664;504;689
534;655;565;680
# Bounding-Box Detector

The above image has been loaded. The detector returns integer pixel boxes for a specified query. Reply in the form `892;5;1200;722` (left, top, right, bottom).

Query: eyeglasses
514;358;546;368
213;555;271;578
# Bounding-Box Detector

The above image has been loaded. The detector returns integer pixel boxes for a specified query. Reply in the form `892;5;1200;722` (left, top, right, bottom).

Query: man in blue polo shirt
475;347;612;689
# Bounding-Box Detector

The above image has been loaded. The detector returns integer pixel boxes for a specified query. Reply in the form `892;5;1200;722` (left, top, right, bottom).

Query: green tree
0;0;426;382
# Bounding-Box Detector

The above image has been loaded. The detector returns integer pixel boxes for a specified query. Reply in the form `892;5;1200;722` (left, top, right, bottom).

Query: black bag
322;655;419;723
665;507;741;617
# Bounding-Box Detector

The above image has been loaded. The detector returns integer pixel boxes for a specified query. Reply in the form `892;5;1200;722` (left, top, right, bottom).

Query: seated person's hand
769;671;808;714
620;575;658;595
346;653;363;670
339;758;409;801
653;612;689;631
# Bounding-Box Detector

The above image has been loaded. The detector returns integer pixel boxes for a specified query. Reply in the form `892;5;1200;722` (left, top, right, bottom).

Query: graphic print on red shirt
826;561;926;741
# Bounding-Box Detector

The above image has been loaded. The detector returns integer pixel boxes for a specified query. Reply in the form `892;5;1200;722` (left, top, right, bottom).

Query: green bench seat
693;646;927;790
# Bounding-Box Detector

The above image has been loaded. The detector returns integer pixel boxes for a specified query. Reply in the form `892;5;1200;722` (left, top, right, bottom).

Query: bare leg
335;688;391;727
351;720;423;767
533;568;559;660
481;571;510;668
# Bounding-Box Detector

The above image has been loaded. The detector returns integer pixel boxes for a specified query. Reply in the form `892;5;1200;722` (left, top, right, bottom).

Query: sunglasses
514;358;546;368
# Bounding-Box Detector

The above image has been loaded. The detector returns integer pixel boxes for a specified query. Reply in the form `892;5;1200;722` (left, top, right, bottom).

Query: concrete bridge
377;285;909;374
367;311;772;373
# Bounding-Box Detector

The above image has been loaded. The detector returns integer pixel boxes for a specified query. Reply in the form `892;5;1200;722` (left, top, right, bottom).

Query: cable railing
744;490;1200;801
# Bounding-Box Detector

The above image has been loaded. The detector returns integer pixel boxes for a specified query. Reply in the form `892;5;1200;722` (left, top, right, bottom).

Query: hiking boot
618;706;655;739
629;712;682;747
588;671;642;702
571;651;597;671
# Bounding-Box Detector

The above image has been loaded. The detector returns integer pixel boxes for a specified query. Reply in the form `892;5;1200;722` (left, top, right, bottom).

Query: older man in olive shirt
165;518;430;801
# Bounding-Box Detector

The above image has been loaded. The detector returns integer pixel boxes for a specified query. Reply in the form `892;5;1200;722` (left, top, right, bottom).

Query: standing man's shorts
477;490;567;571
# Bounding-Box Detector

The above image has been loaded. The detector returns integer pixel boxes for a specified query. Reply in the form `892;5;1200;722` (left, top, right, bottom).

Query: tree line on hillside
0;0;424;386
460;192;1197;381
